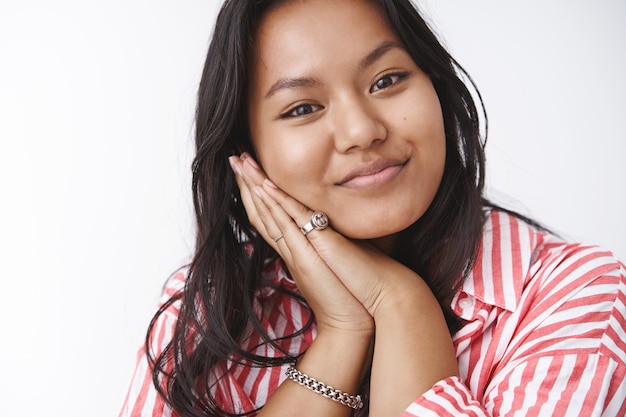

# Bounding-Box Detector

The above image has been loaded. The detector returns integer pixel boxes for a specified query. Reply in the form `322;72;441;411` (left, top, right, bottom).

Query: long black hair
148;0;490;415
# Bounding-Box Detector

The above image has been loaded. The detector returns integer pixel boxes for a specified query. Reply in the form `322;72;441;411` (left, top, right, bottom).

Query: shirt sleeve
118;271;186;417
402;255;626;417
403;355;625;417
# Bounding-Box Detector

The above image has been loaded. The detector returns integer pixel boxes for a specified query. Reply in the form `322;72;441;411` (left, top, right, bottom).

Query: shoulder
467;209;625;312
145;265;189;352
159;266;188;305
149;265;188;322
493;209;626;338
482;208;624;282
467;209;626;361
531;236;624;295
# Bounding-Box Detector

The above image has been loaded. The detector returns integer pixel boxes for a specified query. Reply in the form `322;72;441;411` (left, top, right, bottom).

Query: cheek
254;128;332;206
408;90;446;166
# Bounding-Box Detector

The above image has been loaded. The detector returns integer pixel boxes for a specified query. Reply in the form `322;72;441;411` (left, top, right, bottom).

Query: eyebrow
263;41;404;99
264;76;322;99
357;41;404;72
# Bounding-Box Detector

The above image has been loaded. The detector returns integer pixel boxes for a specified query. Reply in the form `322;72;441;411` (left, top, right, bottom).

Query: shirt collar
453;210;540;318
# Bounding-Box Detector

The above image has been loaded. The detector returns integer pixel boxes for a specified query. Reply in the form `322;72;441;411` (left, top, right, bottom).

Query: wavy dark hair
148;0;493;415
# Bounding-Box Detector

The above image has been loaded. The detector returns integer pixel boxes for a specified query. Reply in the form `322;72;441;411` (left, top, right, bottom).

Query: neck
368;233;399;255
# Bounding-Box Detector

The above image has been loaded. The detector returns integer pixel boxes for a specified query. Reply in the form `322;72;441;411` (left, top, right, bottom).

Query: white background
0;1;623;416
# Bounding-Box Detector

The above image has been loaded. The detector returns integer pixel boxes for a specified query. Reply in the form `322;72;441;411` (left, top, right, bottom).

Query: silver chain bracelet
285;366;364;409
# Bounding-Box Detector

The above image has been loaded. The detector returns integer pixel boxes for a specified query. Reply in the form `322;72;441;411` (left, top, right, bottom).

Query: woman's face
247;0;446;241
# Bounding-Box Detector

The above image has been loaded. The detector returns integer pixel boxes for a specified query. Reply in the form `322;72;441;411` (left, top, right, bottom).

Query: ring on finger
272;234;284;242
301;211;329;235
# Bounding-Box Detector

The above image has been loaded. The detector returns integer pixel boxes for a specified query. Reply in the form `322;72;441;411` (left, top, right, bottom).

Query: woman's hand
230;153;432;320
231;154;425;318
229;153;373;335
231;153;458;416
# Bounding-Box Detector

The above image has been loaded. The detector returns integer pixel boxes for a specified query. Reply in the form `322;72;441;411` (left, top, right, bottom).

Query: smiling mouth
337;158;407;190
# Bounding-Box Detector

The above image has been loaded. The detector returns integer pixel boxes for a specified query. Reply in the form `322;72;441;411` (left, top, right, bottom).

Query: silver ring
272;234;284;242
301;211;329;235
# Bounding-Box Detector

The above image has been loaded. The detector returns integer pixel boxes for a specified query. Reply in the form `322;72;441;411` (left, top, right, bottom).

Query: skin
246;0;446;244
229;0;458;415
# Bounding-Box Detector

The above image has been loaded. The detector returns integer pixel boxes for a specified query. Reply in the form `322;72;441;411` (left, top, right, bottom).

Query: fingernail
264;179;277;189
228;156;241;175
252;186;263;198
243;155;260;169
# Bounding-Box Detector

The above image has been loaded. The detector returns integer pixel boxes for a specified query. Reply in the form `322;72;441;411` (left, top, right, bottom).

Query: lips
337;157;407;190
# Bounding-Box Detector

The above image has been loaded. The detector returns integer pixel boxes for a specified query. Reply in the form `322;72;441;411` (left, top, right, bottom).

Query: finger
230;156;263;229
238;154;337;257
261;173;388;311
261;179;327;237
238;153;382;309
230;156;276;238
259;177;349;278
254;185;333;281
235;154;326;242
230;156;262;224
239;156;281;236
253;171;375;328
233;155;290;255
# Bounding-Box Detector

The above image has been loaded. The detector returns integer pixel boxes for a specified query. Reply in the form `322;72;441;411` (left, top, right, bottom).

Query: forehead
250;0;398;84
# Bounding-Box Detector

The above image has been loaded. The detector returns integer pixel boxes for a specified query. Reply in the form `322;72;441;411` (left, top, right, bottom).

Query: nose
332;96;387;153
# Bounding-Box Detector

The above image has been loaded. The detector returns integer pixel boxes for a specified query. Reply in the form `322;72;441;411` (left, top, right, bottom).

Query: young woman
120;0;626;416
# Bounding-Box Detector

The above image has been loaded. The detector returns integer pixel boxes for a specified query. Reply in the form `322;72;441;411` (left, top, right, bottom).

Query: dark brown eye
293;105;314;116
370;71;410;93
281;103;323;119
374;76;394;90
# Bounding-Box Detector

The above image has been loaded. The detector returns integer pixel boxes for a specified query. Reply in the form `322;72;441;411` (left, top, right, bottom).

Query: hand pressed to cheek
234;152;333;264
260;176;429;318
235;152;322;237
234;152;426;323
230;154;375;333
228;154;284;252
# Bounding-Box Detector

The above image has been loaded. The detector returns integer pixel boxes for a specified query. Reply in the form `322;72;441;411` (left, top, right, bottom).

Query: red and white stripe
120;210;626;416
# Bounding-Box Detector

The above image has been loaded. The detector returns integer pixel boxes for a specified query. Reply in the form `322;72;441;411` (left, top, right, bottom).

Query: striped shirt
119;210;626;416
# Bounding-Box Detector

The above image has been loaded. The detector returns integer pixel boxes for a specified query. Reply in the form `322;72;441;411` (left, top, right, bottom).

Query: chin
325;195;432;241
333;216;417;241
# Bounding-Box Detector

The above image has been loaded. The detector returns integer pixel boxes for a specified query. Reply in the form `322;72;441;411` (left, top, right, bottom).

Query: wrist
285;366;364;410
373;275;437;321
368;280;457;415
316;318;375;339
297;326;374;392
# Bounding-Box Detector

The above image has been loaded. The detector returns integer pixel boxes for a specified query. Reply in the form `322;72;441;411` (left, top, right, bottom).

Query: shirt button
459;298;474;310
